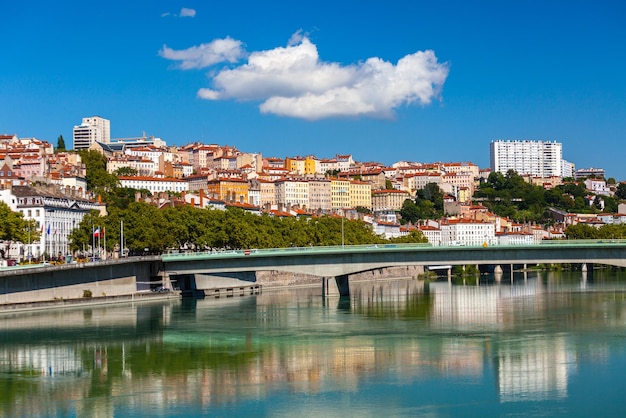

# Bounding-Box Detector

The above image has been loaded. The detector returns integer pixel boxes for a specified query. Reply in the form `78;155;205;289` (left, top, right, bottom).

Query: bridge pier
322;275;350;297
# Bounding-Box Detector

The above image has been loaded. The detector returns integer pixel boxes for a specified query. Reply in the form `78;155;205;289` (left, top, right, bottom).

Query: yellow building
330;178;351;209
304;156;319;176
285;157;306;175
349;180;372;209
207;178;249;203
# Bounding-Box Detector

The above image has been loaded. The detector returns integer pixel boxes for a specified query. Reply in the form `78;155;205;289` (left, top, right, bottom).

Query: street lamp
342;211;345;249
338;188;348;249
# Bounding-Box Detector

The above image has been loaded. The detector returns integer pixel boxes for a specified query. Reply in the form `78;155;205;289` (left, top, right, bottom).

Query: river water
2;269;626;417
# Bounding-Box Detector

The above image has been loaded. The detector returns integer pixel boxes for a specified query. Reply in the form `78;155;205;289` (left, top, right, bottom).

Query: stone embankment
256;265;426;287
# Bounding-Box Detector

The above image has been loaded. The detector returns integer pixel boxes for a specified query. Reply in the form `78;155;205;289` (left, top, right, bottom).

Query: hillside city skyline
0;131;613;183
0;120;619;184
3;2;625;179
1;129;625;262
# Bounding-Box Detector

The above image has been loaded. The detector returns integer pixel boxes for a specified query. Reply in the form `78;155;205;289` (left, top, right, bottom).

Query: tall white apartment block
490;140;563;178
73;116;110;150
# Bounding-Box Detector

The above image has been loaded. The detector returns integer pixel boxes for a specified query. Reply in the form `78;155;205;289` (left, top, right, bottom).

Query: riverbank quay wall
0;256;164;306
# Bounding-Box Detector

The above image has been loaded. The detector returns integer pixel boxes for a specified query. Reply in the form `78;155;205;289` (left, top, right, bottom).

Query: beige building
404;172;443;192
442;171;474;198
372;189;410;212
308;178;331;211
275;178;309;209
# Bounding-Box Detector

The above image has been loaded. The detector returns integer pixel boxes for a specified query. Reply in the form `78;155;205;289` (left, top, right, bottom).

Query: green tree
564;224;598;239
114;167;138;177
56;135;66;151
0;202;35;258
416;183;443;218
601;195;618;213
389;230;428;243
486;171;506;190
121;202;173;253
399;199;420;224
78;150;119;193
615;183;626;200
68;210;104;254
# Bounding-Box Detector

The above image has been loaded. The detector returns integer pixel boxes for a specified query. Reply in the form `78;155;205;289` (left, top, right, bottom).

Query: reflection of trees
350;280;433;320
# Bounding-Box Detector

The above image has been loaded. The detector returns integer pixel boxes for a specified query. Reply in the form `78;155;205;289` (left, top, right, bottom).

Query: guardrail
161;239;626;262
161;243;433;261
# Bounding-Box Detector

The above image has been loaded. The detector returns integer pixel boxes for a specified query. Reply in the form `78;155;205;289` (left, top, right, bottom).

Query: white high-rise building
490;140;563;178
73;116;110;150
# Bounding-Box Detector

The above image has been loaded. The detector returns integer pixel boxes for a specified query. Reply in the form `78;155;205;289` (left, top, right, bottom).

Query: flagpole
48;224;51;261
120;219;124;258
103;226;106;260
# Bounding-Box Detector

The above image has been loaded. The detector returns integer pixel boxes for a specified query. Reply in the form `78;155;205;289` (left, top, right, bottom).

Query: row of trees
68;203;427;255
564;223;626;240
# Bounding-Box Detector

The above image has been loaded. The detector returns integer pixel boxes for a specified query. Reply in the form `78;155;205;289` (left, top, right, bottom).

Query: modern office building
490;140;563;178
73;116;110;150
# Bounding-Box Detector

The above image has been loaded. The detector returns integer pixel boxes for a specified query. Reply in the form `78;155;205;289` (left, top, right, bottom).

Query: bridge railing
160;239;626;262
161;243;434;261
538;239;626;246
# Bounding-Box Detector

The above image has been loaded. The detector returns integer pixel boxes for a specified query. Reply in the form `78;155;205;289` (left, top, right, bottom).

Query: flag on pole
47;225;50;235
93;227;100;237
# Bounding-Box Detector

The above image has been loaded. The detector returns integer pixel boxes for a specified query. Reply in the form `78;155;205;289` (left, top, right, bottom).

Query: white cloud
159;37;245;70
164;33;449;120
180;8;196;17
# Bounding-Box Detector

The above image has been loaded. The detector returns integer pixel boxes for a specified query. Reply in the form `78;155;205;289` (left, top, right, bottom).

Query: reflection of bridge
162;240;626;296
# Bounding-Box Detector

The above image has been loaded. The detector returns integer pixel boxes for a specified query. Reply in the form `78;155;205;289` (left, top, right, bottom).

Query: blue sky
2;1;625;179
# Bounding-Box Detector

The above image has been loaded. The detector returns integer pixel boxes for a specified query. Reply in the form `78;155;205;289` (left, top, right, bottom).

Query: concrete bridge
161;240;626;296
1;240;625;307
0;256;166;308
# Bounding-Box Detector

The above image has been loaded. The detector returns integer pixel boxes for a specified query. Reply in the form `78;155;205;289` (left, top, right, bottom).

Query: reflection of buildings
497;337;573;402
429;280;544;329
429;279;575;402
1;345;83;376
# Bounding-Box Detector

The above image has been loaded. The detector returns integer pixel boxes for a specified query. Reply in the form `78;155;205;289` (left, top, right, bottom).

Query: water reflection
1;270;626;416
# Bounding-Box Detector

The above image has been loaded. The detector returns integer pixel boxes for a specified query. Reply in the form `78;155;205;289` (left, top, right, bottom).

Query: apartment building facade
73;116;110;150
490;140;563;177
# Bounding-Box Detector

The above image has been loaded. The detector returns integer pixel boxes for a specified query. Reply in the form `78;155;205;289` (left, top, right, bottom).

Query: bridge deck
162;240;626;277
